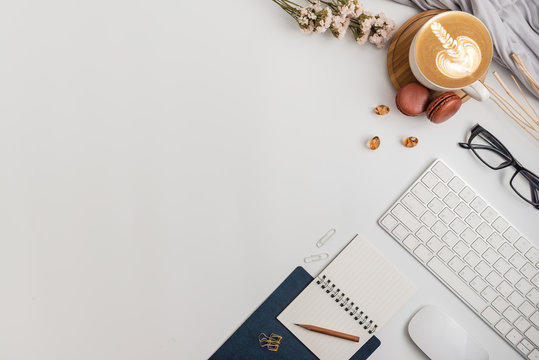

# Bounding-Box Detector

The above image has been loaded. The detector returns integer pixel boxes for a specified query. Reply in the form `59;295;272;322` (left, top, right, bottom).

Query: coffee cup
409;11;492;101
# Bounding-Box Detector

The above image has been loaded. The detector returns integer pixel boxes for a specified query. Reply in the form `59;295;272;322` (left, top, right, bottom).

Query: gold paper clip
258;333;282;351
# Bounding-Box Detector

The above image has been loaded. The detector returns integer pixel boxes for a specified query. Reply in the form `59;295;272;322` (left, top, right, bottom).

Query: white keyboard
379;159;539;359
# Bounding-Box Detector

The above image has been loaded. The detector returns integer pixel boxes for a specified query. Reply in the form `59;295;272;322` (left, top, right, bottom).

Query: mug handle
462;80;490;101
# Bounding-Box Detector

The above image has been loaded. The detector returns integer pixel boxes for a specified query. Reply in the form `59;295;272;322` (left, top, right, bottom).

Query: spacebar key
427;257;488;313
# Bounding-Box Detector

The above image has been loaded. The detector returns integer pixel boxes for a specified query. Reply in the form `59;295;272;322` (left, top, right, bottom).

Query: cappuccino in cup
409;11;493;101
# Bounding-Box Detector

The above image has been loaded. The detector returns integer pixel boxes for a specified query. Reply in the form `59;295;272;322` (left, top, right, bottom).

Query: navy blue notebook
210;266;381;359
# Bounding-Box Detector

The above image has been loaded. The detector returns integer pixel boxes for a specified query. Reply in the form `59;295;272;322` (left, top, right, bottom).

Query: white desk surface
1;1;538;359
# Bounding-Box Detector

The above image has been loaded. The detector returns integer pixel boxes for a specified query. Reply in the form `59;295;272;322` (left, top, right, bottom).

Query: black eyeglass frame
458;124;539;210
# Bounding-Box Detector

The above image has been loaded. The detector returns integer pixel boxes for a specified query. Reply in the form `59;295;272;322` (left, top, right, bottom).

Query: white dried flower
314;7;333;34
330;14;350;39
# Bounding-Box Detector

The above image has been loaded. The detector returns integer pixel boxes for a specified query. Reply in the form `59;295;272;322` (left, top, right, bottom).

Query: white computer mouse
408;305;489;360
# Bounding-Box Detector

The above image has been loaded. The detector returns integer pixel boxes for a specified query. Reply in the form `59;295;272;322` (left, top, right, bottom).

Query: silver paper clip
316;228;336;248
304;253;329;263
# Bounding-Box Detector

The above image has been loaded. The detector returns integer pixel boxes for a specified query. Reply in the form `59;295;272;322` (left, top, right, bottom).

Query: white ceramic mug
409;12;491;102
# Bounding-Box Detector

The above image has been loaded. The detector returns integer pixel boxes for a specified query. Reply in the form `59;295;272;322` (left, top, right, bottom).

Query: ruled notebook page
277;235;415;360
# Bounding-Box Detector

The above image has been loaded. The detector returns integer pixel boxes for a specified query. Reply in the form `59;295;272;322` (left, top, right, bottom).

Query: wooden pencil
295;324;360;342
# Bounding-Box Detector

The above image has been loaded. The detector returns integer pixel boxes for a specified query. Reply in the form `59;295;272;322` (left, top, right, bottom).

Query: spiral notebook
277;235;415;360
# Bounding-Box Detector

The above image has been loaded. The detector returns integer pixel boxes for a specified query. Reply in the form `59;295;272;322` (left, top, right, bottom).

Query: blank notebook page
278;235;415;360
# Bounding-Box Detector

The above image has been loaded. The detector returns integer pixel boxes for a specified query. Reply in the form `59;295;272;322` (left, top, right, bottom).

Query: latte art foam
430;22;482;79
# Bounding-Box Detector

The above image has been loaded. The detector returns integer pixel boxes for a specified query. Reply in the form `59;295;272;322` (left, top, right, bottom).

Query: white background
1;0;538;359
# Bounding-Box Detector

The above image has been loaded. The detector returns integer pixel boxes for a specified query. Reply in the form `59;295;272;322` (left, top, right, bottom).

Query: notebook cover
210;266;381;360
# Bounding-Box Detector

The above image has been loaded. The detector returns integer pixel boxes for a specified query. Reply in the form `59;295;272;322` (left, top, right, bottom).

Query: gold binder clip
258;333;282;352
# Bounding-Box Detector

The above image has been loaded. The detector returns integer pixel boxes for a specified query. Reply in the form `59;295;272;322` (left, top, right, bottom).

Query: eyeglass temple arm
458;143;512;161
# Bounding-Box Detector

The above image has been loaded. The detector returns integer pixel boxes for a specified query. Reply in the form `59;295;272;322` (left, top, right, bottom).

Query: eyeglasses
458;124;539;210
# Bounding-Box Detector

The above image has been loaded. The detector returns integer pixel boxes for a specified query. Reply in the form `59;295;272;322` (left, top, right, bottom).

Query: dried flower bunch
273;0;396;48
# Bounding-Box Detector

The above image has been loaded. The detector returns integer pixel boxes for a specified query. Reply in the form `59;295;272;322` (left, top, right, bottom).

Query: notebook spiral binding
316;275;379;334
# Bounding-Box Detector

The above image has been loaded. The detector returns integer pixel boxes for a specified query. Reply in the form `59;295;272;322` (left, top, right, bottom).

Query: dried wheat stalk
483;54;539;142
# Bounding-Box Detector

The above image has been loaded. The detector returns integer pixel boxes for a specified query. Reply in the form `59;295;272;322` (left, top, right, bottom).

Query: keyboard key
481;206;498;223
493;297;510;313
459;266;476;283
403;234;420;250
443;192;460;209
459;186;476;203
402;193;426;217
392;224;409;241
527;289;539;305
428;198;445;214
454;202;472;219
510;253;527;270
414;245;433;262
432;161;453;182
427;257;487;312
483;248;499;265
526;248;539;264
475;261;491;277
470;197;487;213
449;218;466;235
515;237;532;254
525;327;539;347
521;263;538;280
517;341;529;356
439;208;456;224
487;271;503;287
421;171;439;188
465;213;482;229
460;228;476;244
532;274;539;287
509;291;525;308
415;227;432;242
495;318;512;334
392;204;421;232
464;251;481;267
412;183;434;203
515;278;533;295
438;246;454;263
470;276;488;292
515;316;531;333
504;268;522;285
519;301;535;317
506;329;523;345
427;237;443;253
497;281;513;297
448;176;465;193
494;258;511;275
431;221;447;237
487;233;504;249
449;257;466;272
531;312;539;327
503;227;520;242
420;211;437;227
472;238;488;255
482;306;501;325
433;182;449;198
503;306;520;323
498;243;516;259
492;216;509;233
528;349;539;360
519;338;534;353
453;241;470;257
442;231;459;247
481;286;498;302
381;214;399;231
476;222;493;239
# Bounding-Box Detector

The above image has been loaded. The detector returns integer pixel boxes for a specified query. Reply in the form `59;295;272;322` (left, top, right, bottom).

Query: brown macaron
395;83;430;116
426;92;462;124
